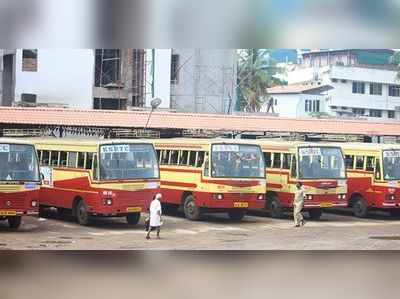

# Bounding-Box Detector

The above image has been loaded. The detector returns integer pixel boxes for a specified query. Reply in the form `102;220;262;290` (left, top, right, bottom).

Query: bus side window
272;153;281;169
282;153;291;170
197;151;205;168
263;152;272;168
42;150;50;166
50;151;59;166
290;155;297;177
366;156;375;172
345;155;354;169
170;150;179;165
355;156;364;170
60;151;68;167
180;151;189;166
203;154;209;176
77;152;85;169
161;150;170;165
375;159;381;180
86;153;94;170
188;151;197;167
92;153;99;180
68;152;78;168
156;150;161;162
37;150;42;163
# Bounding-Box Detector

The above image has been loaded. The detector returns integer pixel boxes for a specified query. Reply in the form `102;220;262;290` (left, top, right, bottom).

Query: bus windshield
0;143;40;182
99;144;159;180
298;146;345;180
211;144;265;178
383;150;400;180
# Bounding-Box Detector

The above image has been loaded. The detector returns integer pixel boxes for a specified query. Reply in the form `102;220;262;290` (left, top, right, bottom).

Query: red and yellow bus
152;138;266;221
0;139;40;229
340;143;400;217
257;140;347;219
32;139;160;225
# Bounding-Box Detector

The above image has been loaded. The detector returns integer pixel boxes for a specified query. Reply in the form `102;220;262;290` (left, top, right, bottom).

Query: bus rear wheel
228;210;246;221
126;213;141;225
308;209;322;220
8;216;22;229
353;197;368;218
269;196;284;218
183;194;201;221
76;200;91;226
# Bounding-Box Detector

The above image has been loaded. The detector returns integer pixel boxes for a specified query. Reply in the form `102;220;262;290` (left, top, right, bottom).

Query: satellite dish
150;98;162;109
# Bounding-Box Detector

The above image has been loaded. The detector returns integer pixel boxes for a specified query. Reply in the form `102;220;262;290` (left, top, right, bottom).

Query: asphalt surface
2;208;400;250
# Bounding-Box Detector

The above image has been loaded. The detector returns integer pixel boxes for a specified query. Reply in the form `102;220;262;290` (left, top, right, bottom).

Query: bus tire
8;216;22;229
126;213;141;225
389;209;400;218
183;194;201;221
353;197;368;218
269;196;284;218
308;208;322;220
228;210;246;221
76;200;91;226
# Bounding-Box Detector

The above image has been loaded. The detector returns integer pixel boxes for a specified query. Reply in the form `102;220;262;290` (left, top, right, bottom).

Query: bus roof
0;137;35;146
26;138;154;146
330;142;400;152
255;140;344;150
151;138;262;147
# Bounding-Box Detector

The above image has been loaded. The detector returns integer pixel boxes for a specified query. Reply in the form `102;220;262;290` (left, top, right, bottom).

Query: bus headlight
306;195;313;200
31;200;38;207
257;194;265;200
213;194;224;200
104;198;113;206
338;194;346;200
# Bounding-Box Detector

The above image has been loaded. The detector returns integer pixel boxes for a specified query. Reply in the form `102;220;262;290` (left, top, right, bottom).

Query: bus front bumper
197;192;265;209
303;194;347;209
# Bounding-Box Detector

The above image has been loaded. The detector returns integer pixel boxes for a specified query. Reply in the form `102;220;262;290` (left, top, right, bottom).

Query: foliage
236;49;285;112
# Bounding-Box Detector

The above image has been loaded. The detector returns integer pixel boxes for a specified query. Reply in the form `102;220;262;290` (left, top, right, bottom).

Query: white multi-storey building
277;49;400;120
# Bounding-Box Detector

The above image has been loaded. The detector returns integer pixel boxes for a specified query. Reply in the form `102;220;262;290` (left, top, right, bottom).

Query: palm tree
236;49;284;112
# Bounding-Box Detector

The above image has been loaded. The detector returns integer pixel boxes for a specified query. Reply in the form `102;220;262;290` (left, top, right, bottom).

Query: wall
145;49;171;109
170;49;237;114
15;49;94;108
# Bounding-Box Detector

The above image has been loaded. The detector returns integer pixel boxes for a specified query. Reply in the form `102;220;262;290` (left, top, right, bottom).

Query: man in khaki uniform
294;182;306;227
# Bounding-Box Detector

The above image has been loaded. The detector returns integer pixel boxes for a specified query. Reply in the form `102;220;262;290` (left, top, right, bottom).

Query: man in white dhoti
146;193;163;239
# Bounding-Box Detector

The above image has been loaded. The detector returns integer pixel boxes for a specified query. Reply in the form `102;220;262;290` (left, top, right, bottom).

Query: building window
331;78;338;83
305;99;320;112
369;109;382;118
94;49;121;87
369;83;382;95
340;79;347;83
21;93;37;104
352;108;365;116
22;49;38;72
388;110;395;119
352;81;365;94
170;54;180;84
389;85;400;97
93;98;127;110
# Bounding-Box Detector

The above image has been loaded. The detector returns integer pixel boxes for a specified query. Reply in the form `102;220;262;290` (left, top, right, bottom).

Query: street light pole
145;98;162;129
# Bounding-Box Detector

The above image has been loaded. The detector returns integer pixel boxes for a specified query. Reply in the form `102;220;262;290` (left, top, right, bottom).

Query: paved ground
2;208;400;250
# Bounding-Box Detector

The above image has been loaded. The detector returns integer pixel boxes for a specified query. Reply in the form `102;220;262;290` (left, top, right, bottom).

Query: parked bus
152;138;266;221
32;139;160;226
256;140;347;219
0;139;40;229
340;143;400;218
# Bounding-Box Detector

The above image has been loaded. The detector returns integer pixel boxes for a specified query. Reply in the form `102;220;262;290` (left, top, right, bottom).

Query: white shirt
149;199;162;227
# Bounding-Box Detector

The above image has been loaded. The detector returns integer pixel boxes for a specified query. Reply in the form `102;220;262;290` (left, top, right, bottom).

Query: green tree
236;49;284;112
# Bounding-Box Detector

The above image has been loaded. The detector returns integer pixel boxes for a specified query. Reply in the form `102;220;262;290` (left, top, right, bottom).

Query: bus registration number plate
234;202;248;208
0;210;17;216
320;202;333;208
127;207;142;213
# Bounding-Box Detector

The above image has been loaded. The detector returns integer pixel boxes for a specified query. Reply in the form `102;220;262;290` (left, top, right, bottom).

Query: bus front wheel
76;200;91;226
308;209;322;220
353;197;368;218
126;213;141;225
269;196;284;218
8;216;22;229
183;195;201;221
228;210;246;221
